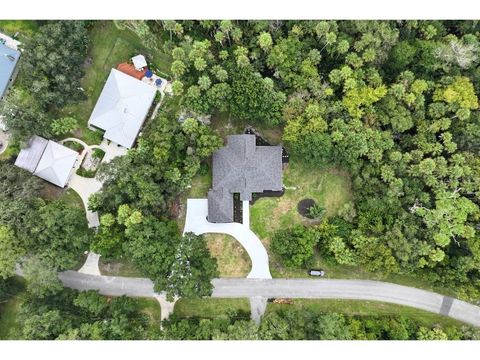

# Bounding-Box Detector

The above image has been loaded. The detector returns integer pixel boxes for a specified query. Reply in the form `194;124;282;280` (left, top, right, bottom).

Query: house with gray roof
15;136;79;188
208;134;283;223
0;42;21;101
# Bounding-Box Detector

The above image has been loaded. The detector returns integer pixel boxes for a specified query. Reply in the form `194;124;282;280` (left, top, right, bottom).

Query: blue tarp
145;69;153;78
0;43;20;99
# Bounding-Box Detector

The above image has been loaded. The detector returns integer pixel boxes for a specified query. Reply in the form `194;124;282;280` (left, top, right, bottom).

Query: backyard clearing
250;162;353;244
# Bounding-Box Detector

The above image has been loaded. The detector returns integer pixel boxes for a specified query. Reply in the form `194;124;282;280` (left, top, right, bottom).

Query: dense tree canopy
161;308;480;340
20;21;89;109
1;21;89;141
2;20;480;340
17;289;154;340
0;163;92;292
157;20;480;299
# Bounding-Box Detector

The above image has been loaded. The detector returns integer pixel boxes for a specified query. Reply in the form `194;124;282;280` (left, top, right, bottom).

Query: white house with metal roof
15;136;78;187
88;68;157;149
0;42;21;100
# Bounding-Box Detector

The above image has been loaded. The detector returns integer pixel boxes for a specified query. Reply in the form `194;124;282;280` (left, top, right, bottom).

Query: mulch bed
297;198;316;218
250;188;285;205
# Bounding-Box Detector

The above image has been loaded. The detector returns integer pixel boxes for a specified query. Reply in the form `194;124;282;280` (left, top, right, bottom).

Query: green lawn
135;297;161;331
266;299;466;329
0;296;22;339
251;162;353;243
99;257;144;278
0;20;39;40
39;186;84;208
174;298;250;319
186;171;212;199
0;142;18;162
58;21;172;145
0;278;25;340
205;233;251;277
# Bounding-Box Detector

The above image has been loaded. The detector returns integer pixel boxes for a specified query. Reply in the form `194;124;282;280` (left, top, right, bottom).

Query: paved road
58;271;480;327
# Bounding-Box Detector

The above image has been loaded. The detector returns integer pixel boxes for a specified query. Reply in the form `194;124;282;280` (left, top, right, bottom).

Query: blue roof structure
0;43;21;99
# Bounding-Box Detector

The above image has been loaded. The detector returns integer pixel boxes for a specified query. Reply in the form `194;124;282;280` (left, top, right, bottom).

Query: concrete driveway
183;199;272;279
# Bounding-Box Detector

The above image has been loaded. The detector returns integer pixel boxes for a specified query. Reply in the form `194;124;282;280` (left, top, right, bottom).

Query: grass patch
186;170;211;198
92;148;106;160
59;188;85;209
0;277;26;340
76;167;97;178
205;233;251;277
58;21;172;145
62;140;84;153
266;299;466;328
251;162;353;243
39;186;84;209
135;297;161;331
174;298;250;319
0;20;39;39
0;142;18;161
0;296;22;339
99;257;144;277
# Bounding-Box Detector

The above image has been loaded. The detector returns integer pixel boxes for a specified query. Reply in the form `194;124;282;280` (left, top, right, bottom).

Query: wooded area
1;20;479;339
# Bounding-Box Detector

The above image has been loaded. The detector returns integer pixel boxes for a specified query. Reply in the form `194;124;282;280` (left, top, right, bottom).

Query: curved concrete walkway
69;173;103;228
57;271;480;327
63;137;127;271
183;199;271;279
61;137;89;149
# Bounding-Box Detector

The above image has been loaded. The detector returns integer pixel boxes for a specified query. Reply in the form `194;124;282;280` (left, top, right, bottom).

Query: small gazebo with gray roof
207;134;283;223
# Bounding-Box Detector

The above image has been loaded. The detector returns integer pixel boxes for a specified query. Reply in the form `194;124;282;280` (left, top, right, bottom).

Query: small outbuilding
88;68;157;149
131;54;147;71
15;136;78;188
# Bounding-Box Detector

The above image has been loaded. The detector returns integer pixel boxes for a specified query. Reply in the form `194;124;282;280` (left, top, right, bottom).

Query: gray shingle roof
208;188;234;223
208;134;283;223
